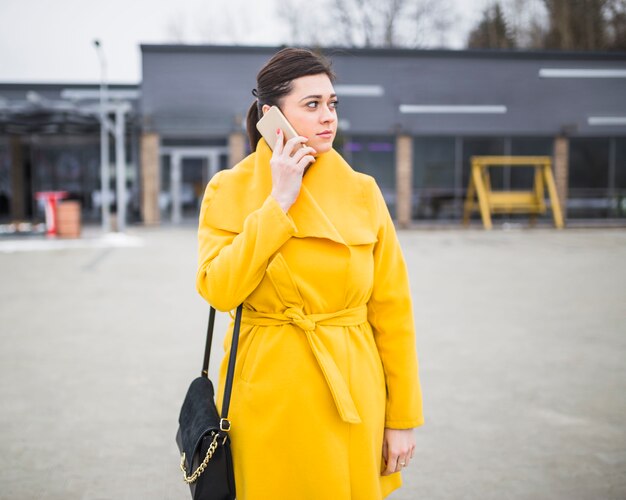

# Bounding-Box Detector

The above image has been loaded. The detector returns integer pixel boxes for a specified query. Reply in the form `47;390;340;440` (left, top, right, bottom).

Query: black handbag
176;305;242;500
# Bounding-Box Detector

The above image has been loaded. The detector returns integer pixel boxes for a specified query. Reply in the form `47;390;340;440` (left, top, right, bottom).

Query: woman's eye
306;100;338;109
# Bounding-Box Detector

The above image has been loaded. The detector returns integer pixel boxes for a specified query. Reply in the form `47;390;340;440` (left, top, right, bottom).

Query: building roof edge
139;43;626;61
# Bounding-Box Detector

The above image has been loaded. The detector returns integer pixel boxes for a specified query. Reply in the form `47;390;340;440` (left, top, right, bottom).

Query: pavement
0;225;625;500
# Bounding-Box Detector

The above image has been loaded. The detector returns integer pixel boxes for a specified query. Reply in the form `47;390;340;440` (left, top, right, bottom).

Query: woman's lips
317;131;333;138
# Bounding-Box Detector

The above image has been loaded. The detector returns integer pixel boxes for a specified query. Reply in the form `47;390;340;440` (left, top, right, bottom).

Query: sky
0;0;487;84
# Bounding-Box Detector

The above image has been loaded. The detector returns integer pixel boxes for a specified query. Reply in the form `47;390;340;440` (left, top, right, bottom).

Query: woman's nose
320;104;336;123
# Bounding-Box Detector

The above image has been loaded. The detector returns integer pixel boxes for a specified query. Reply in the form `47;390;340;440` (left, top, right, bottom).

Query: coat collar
205;138;376;245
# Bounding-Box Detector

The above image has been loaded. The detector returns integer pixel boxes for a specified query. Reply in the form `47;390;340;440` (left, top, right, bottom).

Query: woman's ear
261;104;271;115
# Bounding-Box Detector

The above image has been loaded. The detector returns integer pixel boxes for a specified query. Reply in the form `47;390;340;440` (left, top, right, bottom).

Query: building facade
0;83;140;225
1;45;625;228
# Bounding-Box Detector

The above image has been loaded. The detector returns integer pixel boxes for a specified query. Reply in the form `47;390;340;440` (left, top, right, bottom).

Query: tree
165;12;188;44
600;0;626;49
276;0;456;48
504;0;548;48
465;0;626;51
539;0;626;50
467;2;517;49
542;0;607;50
275;0;325;46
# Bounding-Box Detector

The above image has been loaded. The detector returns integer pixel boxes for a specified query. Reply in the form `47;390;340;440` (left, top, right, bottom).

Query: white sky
0;0;487;84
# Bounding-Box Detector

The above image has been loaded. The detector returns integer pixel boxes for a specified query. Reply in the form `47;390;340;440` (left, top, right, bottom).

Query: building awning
0;91;136;135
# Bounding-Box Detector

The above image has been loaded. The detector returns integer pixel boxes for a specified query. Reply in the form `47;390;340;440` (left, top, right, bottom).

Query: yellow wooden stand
463;156;564;229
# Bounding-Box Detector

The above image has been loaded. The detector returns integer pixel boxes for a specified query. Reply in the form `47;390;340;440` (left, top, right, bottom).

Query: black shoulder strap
201;306;217;377
201;304;243;421
220;305;242;420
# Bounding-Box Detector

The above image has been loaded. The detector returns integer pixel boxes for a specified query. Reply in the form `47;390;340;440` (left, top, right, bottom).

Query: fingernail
276;128;281;135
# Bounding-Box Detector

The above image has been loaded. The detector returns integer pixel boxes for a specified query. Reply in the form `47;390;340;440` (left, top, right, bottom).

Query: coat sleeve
366;178;424;429
196;173;297;311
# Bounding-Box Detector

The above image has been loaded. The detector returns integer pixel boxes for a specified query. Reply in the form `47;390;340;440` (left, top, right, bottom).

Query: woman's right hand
270;129;316;213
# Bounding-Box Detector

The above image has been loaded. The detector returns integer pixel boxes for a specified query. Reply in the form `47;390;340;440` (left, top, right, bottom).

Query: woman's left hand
381;428;416;476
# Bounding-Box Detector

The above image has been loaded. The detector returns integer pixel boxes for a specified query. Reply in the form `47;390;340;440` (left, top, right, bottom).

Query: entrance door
165;147;228;224
180;156;209;220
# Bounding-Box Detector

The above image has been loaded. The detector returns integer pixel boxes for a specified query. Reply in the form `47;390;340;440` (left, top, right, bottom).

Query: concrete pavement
0;226;625;499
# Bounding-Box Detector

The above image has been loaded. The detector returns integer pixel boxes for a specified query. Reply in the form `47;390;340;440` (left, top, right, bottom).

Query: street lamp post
93;39;111;232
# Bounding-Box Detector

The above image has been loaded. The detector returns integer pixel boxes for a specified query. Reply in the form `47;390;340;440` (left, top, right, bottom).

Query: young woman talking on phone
196;47;423;499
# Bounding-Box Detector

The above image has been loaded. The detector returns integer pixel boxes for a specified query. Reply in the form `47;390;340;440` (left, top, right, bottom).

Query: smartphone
256;105;305;152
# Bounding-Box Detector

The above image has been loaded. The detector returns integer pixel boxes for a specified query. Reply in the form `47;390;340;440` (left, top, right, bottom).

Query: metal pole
115;106;127;232
171;152;181;224
94;40;111;232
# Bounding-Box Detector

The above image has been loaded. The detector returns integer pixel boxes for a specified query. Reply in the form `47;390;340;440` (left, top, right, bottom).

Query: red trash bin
35;191;68;237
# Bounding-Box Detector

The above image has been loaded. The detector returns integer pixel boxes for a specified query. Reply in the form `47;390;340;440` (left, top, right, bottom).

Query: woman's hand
270;129;316;212
381;428;416;476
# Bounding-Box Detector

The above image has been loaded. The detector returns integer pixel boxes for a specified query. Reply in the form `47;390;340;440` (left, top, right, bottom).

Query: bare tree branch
275;0;456;48
277;0;315;46
335;0;359;46
165;11;188;43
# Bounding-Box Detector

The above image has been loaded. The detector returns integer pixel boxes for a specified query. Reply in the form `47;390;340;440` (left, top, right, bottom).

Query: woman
196;47;423;499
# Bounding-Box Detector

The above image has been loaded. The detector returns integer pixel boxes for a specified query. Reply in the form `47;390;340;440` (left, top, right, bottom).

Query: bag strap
221;305;242;421
201;307;217;377
201;304;243;425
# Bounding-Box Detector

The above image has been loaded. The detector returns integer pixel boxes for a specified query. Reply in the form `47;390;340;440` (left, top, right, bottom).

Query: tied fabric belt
241;305;367;424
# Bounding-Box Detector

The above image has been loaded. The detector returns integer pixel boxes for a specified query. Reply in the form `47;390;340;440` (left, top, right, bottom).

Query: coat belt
241;305;367;424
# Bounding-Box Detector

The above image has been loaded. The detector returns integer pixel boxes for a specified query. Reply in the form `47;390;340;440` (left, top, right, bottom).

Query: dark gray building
139;45;626;225
2;45;625;228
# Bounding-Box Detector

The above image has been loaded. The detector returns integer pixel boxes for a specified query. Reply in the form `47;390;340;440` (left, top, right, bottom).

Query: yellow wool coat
196;138;423;500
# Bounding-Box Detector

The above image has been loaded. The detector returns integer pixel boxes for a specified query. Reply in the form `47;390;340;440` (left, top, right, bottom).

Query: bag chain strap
180;432;220;484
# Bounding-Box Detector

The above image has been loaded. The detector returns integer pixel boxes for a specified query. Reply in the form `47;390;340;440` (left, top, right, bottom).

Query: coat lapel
205;138;376;246
287;185;345;245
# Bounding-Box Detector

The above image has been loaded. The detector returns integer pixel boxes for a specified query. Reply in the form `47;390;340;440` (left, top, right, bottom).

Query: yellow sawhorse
463;156;564;229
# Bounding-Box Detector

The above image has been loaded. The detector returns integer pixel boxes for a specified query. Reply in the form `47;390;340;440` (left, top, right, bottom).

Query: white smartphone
256;105;304;152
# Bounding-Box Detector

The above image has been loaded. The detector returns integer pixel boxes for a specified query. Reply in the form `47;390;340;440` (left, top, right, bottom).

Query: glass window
461;138;506;222
568;138;610;218
615;138;626;189
219;152;229;172
413;137;457;220
0;137;10;221
341;136;396;217
181;157;207;220
613;137;626;218
31;137;101;221
462;137;506;190
159;154;171;221
510;138;553;190
161;138;227;147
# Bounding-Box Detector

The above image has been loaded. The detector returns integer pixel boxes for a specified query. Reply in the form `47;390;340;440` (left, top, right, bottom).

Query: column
140;132;160;225
228;131;246;168
171;153;181;224
396;135;413;228
114;107;127;232
553;135;569;221
10;137;24;221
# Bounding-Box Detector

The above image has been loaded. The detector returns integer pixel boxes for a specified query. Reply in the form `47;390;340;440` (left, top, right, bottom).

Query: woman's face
263;73;338;155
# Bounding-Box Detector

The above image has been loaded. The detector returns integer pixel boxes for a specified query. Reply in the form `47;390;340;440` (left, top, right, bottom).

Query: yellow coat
196;138;423;499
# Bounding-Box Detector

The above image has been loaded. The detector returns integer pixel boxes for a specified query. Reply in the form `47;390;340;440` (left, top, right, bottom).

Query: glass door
181;156;211;220
164;146;226;224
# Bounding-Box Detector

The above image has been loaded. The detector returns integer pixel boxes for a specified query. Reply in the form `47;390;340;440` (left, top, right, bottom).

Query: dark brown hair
246;47;336;151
